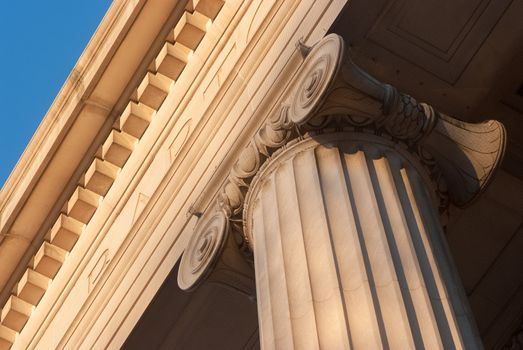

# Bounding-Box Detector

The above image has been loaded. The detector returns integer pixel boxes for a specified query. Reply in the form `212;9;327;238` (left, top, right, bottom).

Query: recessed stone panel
365;0;512;83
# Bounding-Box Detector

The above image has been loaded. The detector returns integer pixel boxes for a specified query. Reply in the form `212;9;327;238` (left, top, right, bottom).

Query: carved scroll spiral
290;33;505;207
288;34;344;125
178;208;229;290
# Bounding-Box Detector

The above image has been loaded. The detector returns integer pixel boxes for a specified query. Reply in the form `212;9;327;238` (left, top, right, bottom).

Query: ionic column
243;133;481;349
178;33;505;350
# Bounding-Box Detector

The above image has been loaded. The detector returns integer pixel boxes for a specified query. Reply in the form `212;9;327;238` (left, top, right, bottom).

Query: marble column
243;133;481;350
178;33;505;350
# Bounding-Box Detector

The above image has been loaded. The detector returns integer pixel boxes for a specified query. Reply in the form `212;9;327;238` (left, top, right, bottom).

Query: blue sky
0;1;112;189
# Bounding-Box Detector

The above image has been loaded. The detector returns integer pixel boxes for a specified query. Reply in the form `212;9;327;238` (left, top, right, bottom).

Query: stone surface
0;0;520;348
244;134;482;349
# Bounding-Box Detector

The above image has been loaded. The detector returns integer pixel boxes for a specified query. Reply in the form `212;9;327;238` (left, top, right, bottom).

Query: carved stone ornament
178;207;229;290
178;33;506;288
287;33;506;207
288;36;344;125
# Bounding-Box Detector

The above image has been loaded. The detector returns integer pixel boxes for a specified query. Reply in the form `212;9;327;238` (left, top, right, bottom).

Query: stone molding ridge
177;33;507;290
0;1;226;347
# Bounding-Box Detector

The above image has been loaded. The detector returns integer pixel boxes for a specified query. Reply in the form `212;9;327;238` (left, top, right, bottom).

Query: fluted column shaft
243;133;481;350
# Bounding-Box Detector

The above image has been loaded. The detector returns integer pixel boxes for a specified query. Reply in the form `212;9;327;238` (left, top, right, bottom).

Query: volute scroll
288;33;506;207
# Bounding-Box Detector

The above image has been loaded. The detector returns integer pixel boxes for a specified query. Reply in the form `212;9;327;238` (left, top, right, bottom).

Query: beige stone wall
3;0;347;349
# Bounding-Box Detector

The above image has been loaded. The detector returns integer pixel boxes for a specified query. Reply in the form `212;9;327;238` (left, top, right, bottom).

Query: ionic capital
177;33;506;290
287;33;506;207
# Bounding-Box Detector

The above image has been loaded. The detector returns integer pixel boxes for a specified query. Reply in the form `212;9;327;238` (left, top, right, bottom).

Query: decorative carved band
177;33;506;290
219;106;295;219
290;36;439;145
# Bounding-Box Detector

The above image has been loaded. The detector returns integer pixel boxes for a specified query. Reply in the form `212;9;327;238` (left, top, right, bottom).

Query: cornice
0;0;141;223
45;1;345;347
0;0;187;302
0;0;131;206
0;0;352;347
0;0;228;347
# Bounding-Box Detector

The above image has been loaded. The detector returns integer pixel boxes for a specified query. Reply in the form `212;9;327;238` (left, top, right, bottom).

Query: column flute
179;34;506;349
